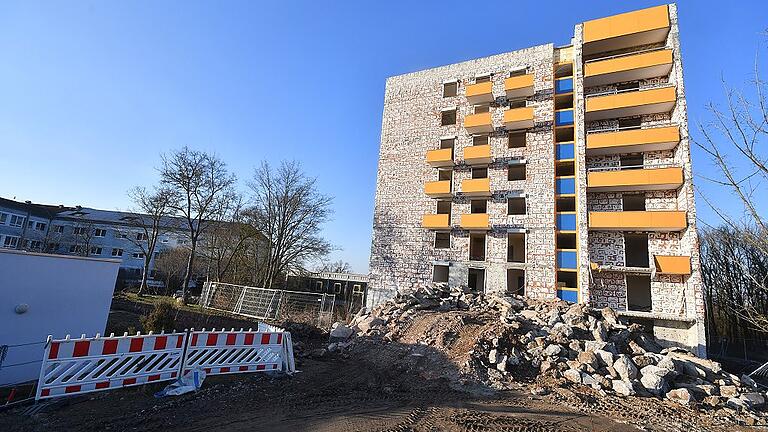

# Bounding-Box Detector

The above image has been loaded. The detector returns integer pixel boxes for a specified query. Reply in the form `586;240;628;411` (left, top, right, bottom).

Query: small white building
0;249;120;386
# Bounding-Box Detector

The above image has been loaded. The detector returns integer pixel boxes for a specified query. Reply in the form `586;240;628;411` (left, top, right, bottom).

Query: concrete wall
0;249;120;385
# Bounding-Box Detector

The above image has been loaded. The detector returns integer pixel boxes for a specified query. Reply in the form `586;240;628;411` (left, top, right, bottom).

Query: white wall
0;250;120;386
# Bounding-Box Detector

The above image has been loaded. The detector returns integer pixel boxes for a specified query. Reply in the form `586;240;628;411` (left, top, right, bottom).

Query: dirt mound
334;283;768;429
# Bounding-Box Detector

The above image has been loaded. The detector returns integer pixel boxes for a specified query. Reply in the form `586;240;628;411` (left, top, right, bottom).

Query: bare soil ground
0;304;759;431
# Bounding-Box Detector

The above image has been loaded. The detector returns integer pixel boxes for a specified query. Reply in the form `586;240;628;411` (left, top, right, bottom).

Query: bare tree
246;160;333;288
160;147;237;302
315;259;352;274
154;247;192;294
695;38;768;335
121;186;176;296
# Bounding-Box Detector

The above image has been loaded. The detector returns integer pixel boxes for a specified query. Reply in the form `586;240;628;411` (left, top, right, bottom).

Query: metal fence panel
35;332;186;400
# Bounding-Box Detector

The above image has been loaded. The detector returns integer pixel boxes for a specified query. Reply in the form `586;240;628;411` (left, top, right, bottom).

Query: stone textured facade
369;4;706;356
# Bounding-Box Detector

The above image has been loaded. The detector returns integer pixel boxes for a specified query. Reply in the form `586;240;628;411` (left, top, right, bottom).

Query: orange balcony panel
585;86;676;121
463;144;492;165
587;167;683;192
425;180;452;198
466;81;494;104
464;112;493;134
422;214;451;230
426;148;453;167
586;126;679;155
503;107;534;130
461;178;491;197
583;5;670;55
588;211;687;232
585;49;673;87
460;213;490;230
504;74;535;99
654;255;691;275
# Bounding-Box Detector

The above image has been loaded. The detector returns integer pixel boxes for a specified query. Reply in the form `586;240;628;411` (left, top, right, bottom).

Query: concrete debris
332;283;767;424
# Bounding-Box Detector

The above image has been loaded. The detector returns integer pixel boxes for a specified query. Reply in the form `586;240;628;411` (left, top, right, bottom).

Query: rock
540;360;554;373
741;374;758;390
330;324;354;340
601;308;620;327
656;356;683;375
543;344;563;357
739;392;765;409
720;385;739;398
632;354;656;369
702;395;722;408
520;310;538;320
593;349;614;367
564;369;582;384
553;322;574;338
592;323;608;342
613;355;638;381
666;388;694;406
488;349;500;365
640;373;667;396
531;386;550;396
309;348;327;359
640;365;674;381
577;351;598;369
497;355;509;372
581;372;600;389
612;380;635;397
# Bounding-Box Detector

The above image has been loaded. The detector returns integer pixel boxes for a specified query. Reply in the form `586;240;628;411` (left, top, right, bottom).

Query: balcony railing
585;85;676;121
422;214;451;230
466;81;494;104
504;74;535;99
460;213;490;230
584;48;673;87
424;180;452;198
503;107;535;130
461;178;491;196
464;112;493;134
463;144;492;165
582;5;670;55
588;210;687;231
587;165;683;192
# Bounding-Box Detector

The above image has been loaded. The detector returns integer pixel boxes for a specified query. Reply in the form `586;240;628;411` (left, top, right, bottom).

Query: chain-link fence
200;282;335;328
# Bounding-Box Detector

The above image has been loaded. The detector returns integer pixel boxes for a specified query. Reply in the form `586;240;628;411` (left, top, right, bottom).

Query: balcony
464;112;493;134
588;211;687;231
586;125;679;155
504;74;534;99
585;86;676;121
466;81;494;104
425;180;452;198
422;214;451;230
583;5;671;55
426;148;453;167
585;49;673;87
503;107;534;130
654;255;691;275
587;166;683;192
461;178;491;197
463;144;492;165
460;213;490;230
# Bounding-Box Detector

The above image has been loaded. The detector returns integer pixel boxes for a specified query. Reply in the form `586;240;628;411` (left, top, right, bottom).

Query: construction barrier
35;332;185;400
181;328;295;375
34;327;295;400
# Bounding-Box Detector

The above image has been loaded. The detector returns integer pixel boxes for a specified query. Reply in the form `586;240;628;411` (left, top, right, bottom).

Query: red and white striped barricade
181;328;295;376
35;331;186;400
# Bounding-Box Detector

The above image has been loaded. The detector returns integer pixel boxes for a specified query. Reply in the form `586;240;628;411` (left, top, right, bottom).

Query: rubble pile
333;283;767;423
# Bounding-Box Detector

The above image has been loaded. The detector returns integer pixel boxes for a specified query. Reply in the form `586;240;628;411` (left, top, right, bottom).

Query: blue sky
0;1;765;273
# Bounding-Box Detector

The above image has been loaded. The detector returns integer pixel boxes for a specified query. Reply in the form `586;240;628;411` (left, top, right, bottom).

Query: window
0;213;7;225
440;137;455;149
509;68;527;78
443;81;457;98
9;215;25;228
2;235;19;248
34;222;47;231
90;246;102;255
53;225;64;233
28;240;42;250
627;275;652;312
116;231;127;239
508;164;526;181
475;75;491;83
618;117;642;130
437;200;451;215
508;132;526;148
132;252;145;259
112;248;124;257
472;135;489;146
508;197;526;215
620;154;643;169
46;243;60;252
352;284;364;294
136;233;147;241
507;269;525;296
472;167;488;179
438;168;452;182
333;282;342;294
73;227;87;235
94;228;107;237
441;109;457;126
622;194;646;211
315;281;323;292
470;200;487;214
433;264;449;283
469;234;486;261
435;232;450;249
624;234;649;267
617;81;640;92
473;104;490;114
507;233;525;263
69;245;85;254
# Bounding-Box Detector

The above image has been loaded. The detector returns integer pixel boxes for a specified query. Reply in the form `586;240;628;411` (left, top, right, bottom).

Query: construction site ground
0;305;760;431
